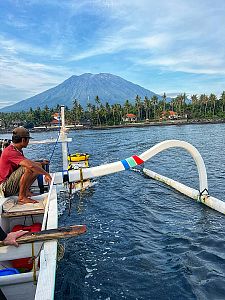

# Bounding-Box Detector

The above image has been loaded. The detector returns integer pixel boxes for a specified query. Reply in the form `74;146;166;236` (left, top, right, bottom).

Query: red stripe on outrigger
132;155;144;165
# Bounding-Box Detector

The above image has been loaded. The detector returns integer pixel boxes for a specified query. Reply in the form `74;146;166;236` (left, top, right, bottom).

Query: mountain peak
0;73;161;112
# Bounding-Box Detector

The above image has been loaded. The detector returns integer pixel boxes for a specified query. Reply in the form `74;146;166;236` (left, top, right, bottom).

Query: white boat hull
0;181;58;300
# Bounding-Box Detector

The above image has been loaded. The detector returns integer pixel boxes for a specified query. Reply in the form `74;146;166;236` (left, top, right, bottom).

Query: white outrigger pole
53;139;225;215
60;105;68;171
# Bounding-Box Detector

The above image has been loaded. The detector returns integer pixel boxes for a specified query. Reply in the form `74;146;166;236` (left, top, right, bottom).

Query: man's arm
0;227;7;241
19;158;52;183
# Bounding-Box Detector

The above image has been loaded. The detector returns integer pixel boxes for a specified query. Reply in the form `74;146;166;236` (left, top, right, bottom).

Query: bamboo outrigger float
1;106;224;300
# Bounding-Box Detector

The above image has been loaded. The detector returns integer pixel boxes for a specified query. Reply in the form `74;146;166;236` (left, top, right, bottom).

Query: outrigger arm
54;139;208;191
53;139;225;215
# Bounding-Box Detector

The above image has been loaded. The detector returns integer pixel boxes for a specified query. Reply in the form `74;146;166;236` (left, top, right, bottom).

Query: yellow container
68;153;90;162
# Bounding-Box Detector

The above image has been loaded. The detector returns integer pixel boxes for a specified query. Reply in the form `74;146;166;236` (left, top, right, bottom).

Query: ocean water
2;123;225;299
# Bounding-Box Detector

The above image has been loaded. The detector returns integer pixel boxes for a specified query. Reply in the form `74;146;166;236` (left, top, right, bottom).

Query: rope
198;188;209;202
31;242;37;285
49;111;61;164
48;131;60;163
57;243;65;261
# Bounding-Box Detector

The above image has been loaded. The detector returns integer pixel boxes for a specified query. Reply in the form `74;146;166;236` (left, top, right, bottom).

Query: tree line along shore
1;92;225;131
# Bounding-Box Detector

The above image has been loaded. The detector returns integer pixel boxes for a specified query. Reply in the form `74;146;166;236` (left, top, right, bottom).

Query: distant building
50;119;60;127
50;112;61;127
161;111;179;120
122;113;137;122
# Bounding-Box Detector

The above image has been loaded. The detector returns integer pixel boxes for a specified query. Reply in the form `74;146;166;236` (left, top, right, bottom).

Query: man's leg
2;167;38;204
18;167;39;204
2;166;24;197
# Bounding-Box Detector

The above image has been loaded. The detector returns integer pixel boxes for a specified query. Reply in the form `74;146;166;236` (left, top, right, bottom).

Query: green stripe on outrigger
126;157;137;168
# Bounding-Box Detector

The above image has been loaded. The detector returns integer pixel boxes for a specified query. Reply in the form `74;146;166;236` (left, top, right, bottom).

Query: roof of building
126;113;136;117
162;111;177;116
51;119;60;124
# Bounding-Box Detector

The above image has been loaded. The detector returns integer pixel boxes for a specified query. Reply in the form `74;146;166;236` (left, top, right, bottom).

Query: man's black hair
12;136;29;143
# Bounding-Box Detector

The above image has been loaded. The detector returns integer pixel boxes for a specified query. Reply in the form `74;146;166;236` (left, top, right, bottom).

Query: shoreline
1;118;225;134
90;118;225;130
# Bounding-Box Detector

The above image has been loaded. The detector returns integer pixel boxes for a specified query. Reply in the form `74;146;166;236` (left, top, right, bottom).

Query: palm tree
95;95;101;126
72;98;79;124
209;93;217;117
124;100;132;115
151;95;158;120
135;95;142;121
162;92;167;112
111;104;116;125
191;94;198;116
220;91;225;113
144;96;149;120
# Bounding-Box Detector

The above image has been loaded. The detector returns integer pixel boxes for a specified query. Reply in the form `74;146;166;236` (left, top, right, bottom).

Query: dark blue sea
3;123;225;299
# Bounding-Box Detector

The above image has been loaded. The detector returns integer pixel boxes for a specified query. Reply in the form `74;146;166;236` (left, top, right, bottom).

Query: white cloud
136;49;225;75
1;0;225;106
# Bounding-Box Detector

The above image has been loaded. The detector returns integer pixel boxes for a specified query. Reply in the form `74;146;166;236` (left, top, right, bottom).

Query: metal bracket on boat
68;182;73;216
79;168;84;190
198;188;209;203
62;170;69;183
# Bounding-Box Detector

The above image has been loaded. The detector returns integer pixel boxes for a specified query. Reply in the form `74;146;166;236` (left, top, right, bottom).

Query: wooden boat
0;106;88;299
0;181;58;300
2;107;222;300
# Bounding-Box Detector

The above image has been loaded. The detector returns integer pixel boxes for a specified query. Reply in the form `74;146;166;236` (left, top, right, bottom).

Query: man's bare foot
18;197;39;205
26;191;39;197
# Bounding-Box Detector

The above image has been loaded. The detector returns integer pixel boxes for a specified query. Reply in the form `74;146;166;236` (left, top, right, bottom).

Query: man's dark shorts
0;166;24;197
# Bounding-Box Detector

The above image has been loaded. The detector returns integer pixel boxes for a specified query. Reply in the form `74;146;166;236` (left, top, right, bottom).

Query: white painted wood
143;168;225;215
35;184;58;300
35;241;57;300
41;175;55;231
0;242;42;261
1;273;38;300
0;270;39;285
60;106;69;171
29;137;72;144
0;183;58;299
54;140;208;195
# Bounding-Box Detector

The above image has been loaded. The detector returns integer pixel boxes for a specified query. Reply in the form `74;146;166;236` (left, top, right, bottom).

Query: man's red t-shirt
0;144;25;184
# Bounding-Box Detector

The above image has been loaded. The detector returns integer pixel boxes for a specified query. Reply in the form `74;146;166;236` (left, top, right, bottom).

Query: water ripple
3;125;225;299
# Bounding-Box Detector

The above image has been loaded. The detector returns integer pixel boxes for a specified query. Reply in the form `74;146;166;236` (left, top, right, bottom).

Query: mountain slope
1;73;162;112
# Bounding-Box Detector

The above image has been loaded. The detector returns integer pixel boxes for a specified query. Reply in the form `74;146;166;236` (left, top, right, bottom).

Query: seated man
0;127;52;204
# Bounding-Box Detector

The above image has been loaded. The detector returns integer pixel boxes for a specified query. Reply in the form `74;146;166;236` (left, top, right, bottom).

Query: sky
1;0;225;109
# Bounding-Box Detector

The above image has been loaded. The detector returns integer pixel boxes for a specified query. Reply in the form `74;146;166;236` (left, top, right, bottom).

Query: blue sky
1;0;225;109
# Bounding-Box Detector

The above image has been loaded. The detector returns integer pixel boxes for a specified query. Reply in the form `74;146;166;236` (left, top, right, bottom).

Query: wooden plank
35;184;58;300
41;175;55;230
1;209;44;218
0;225;86;246
29;137;72;145
35;241;57;300
0;242;42;261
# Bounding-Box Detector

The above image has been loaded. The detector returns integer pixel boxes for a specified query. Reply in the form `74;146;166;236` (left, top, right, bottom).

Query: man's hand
3;230;28;247
42;159;49;166
44;174;52;184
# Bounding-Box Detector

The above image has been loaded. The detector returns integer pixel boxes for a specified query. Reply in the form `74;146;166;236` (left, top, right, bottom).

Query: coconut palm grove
1;92;225;129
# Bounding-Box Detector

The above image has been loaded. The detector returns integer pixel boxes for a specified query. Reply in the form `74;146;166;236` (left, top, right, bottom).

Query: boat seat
1;195;47;218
